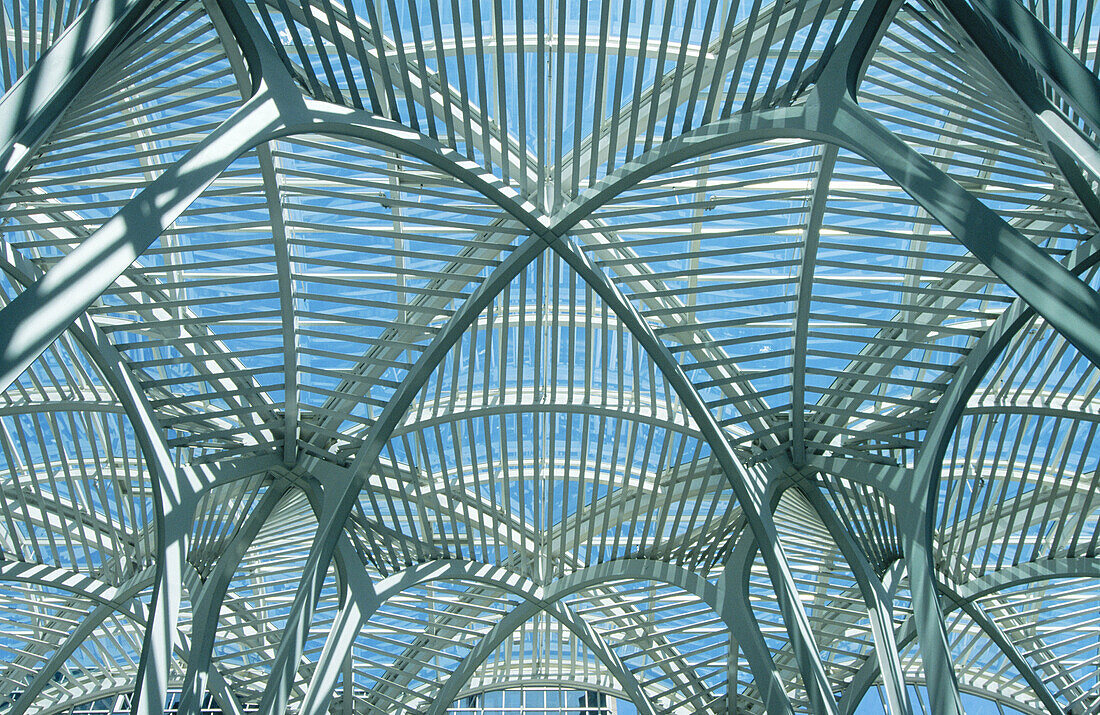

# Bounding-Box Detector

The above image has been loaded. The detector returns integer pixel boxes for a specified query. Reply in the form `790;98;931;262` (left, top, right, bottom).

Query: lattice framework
0;0;1098;712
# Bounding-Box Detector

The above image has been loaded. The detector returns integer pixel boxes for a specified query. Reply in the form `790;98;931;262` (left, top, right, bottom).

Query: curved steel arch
0;39;1074;715
839;558;1100;714
936;588;1062;713
176;483;289;715
424;594;656;715
289;559;658;715
548;239;836;713
0;562;243;715
204;10;844;706
0;0;1095;708
290;551;800;714
0;232;199;715
797;483;912;714
0;73;1069;715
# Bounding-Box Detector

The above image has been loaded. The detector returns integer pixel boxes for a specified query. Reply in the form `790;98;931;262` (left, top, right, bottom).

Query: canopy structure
0;0;1097;712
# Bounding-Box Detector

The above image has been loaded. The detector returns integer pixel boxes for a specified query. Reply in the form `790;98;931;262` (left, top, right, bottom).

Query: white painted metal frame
0;0;1098;712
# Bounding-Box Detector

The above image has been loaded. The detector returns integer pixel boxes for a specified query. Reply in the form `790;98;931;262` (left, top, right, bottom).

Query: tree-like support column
1;0;1098;712
802;485;913;715
555;240;838;714
177;486;289;715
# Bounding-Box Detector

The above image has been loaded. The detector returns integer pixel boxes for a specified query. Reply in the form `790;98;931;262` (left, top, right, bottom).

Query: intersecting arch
1;0;1100;713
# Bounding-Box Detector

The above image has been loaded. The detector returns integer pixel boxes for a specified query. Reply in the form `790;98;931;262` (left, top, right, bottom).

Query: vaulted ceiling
0;0;1097;712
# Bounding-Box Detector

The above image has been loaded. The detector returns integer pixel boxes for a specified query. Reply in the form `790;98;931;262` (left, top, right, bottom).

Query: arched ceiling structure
0;0;1097;712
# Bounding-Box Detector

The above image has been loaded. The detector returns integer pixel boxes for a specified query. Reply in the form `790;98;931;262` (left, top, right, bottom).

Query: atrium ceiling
0;0;1097;712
